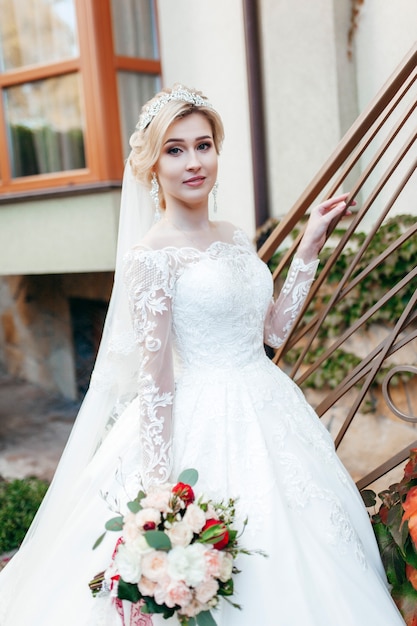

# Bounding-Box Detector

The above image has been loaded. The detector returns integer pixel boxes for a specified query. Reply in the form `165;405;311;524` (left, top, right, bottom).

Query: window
0;0;160;195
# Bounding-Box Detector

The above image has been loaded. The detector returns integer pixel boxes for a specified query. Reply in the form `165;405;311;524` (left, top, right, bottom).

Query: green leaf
142;596;175;618
177;468;199;487
105;516;124;531
144;530;172;550
196;610;217;626
360;489;377;508
373;522;406;587
127;500;142;513
92;531;106;550
218;578;234;596
117;579;141;603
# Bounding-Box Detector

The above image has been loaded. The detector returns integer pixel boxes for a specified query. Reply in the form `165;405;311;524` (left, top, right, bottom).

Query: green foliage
0;476;49;553
260;215;417;393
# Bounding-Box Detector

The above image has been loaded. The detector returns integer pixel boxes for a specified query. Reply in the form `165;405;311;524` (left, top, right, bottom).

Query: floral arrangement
362;448;417;626
89;469;264;626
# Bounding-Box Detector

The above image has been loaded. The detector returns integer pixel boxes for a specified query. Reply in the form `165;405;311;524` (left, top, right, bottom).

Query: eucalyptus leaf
92;531;106;550
127;500;142;513
196;610;217;626
177;468;199;487
105;516;124;531
144;530;172;550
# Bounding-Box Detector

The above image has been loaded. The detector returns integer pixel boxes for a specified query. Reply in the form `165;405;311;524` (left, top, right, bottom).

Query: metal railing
258;44;417;490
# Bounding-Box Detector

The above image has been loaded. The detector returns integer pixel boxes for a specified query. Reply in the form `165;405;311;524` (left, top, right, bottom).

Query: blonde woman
0;85;405;625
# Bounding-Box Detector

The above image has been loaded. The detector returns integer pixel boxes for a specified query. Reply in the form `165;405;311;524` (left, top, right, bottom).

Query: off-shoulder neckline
130;229;252;255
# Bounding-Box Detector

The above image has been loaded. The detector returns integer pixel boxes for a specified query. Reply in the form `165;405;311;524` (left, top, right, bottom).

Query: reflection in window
111;0;158;59
4;73;86;177
117;72;160;156
0;0;78;71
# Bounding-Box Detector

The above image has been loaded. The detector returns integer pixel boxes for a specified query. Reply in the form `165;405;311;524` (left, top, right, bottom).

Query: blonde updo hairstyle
129;84;224;210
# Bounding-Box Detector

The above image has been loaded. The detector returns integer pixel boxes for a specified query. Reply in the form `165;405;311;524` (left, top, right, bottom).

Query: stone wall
0;272;113;399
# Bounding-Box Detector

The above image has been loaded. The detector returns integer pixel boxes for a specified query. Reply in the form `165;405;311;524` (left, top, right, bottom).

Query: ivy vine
258;215;417;395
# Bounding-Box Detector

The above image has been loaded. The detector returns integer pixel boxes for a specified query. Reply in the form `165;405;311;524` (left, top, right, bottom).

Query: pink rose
138;575;157;597
165;580;193;608
195;578;219;604
141;550;168;583
204;548;222;577
180;598;208;618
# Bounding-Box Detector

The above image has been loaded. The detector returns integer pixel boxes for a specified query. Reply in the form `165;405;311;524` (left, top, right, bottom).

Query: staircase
258;44;417;490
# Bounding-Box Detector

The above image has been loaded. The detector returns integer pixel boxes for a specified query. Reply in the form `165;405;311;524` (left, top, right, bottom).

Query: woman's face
155;112;218;211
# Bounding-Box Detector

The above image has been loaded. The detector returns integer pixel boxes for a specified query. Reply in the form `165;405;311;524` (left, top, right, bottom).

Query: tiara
138;86;212;130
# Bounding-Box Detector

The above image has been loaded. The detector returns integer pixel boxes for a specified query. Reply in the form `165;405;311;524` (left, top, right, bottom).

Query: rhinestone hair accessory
138;86;213;131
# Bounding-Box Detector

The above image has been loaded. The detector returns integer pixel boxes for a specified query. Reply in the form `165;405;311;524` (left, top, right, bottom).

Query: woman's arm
124;248;174;490
264;194;351;348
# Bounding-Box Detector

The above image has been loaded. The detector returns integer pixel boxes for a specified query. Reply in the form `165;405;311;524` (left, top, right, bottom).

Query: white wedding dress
0;230;404;625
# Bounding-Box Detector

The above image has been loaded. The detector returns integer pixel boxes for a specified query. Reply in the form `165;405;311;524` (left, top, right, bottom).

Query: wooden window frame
0;0;161;196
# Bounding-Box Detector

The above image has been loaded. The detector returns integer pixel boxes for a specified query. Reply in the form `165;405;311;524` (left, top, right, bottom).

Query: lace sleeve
264;256;319;349
124;248;174;490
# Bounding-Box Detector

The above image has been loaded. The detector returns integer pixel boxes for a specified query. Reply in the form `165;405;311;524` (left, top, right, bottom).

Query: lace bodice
124;230;318;489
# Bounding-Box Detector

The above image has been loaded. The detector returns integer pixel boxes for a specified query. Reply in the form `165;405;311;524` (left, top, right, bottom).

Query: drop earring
150;172;161;221
212;181;219;213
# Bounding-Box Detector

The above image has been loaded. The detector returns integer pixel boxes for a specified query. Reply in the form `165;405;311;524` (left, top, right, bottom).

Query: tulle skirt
0;356;405;625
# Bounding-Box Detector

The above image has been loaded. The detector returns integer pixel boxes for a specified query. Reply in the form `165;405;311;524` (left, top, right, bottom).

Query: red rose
172;482;195;505
143;521;156;531
202;519;230;550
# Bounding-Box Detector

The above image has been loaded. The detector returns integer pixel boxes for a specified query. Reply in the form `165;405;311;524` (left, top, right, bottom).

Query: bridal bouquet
362;448;417;626
89;469;264;626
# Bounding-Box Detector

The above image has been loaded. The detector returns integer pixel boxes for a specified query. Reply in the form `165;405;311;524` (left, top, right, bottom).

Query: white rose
122;511;140;543
141;484;173;513
183;504;206;534
195;578;219;604
167;521;194;547
114;542;142;584
205;503;217;520
141;550;169;583
218;553;233;582
168;543;207;588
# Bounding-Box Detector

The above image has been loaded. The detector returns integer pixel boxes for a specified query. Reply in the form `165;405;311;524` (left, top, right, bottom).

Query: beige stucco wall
354;1;417;225
157;0;256;236
259;0;358;219
0;190;121;275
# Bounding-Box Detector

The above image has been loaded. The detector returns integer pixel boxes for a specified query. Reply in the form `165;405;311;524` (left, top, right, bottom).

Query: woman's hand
297;193;353;262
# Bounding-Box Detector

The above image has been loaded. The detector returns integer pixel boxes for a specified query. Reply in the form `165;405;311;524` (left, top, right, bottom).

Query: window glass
4;73;86;177
0;0;78;71
111;0;158;59
117;71;160;156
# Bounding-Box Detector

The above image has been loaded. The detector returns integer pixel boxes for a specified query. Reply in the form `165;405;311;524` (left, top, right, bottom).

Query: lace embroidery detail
266;257;319;348
279;452;367;569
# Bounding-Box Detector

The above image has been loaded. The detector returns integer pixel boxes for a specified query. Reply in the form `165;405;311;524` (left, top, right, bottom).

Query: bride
0;85;405;625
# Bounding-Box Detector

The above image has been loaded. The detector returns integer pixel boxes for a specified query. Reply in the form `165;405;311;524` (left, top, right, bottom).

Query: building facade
0;0;416;398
